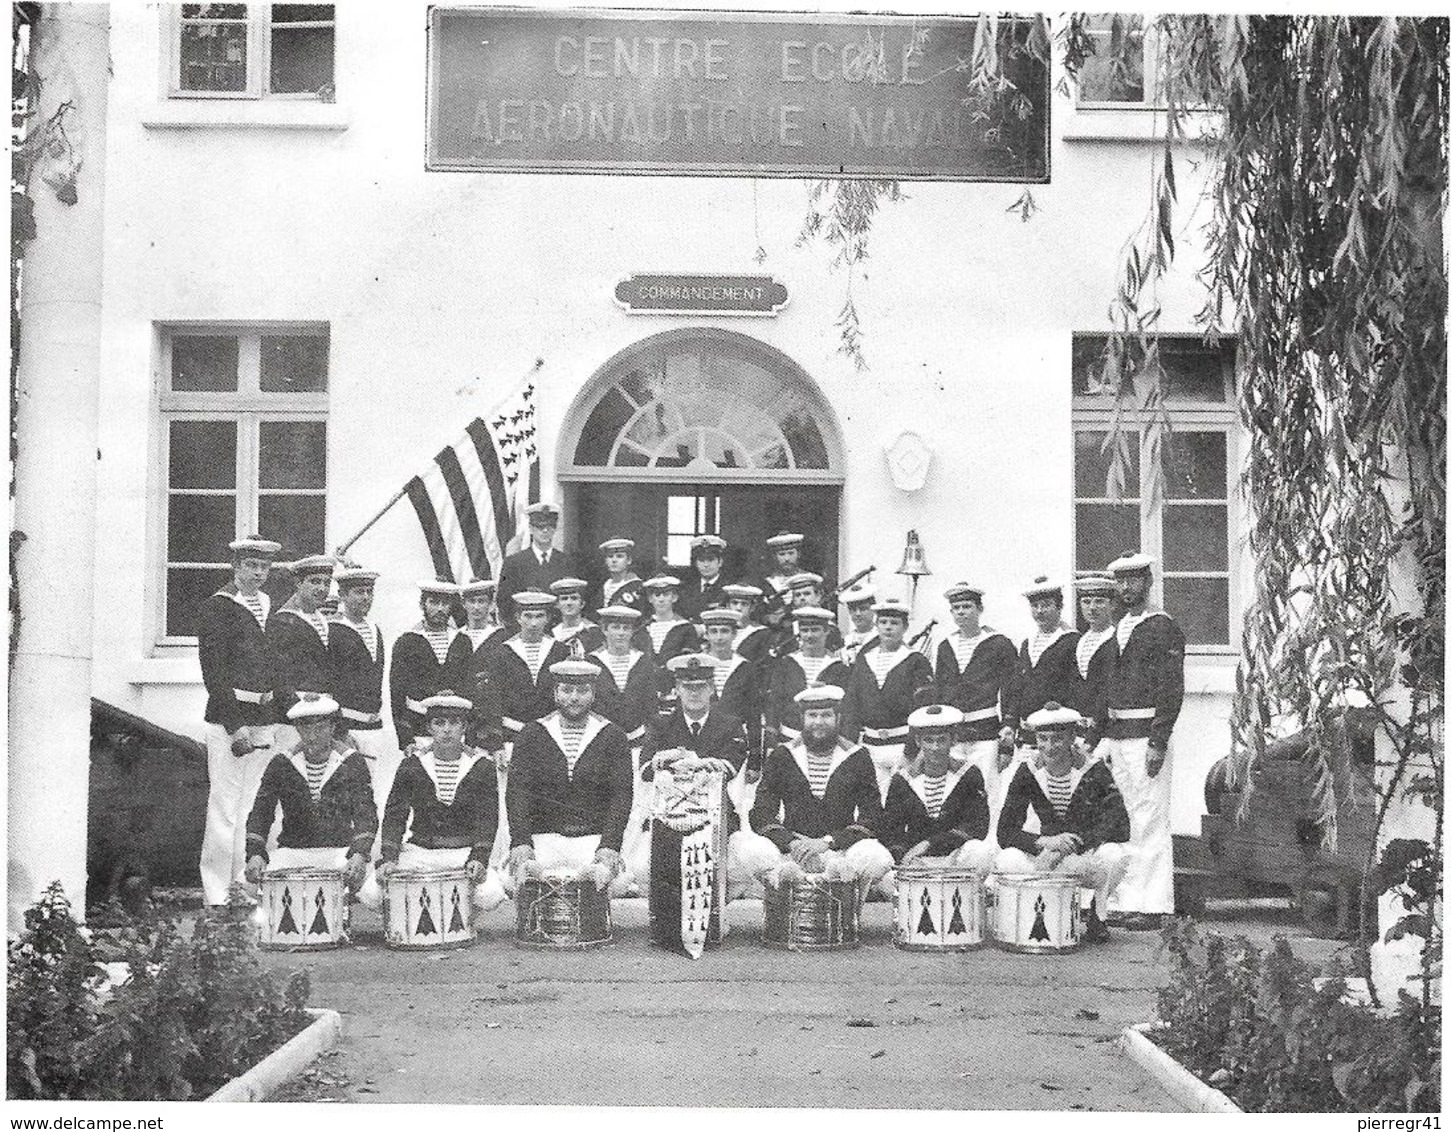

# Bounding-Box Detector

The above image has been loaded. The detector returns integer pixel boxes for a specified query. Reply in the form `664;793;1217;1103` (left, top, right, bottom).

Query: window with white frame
1075;13;1157;106
160;326;328;641
169;4;335;99
1072;335;1238;651
664;494;720;569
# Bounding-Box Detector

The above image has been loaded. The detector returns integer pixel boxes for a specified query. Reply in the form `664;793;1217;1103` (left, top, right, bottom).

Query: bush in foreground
1155;918;1439;1113
8;882;310;1100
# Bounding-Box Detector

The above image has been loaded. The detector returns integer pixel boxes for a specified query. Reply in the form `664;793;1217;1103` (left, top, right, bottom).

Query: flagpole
331;358;544;561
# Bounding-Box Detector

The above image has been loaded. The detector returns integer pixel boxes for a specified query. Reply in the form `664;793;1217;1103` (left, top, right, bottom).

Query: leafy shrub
8;883;310;1100
1155;918;1440;1112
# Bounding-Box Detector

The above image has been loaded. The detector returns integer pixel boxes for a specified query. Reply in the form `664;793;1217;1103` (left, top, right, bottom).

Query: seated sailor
628;653;749;891
731;684;894;898
504;659;635;893
881;705;994;872
360;691;506;914
994;702;1131;942
243;692;377;892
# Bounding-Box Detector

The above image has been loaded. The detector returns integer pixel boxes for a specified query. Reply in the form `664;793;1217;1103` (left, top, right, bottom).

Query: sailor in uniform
764;605;851;750
327;564;395;816
759;532;805;634
697;608;763;756
388;579;463;749
638;574;701;672
839;581;879;667
679;534;730;623
732;684;894;898
995;702;1132;942
496;502;577;629
932;581;1019;826
596;537;644;617
198;534;283;906
266;554;337;722
504;660;636;892
629;654;750;890
550;577;604;656
1096;552;1185;929
448;577;508;757
880;705;994;871
841;597;935;803
1003;576;1081;750
1071;572;1120;747
361;691;507;916
243;693;376;897
784;572;844;654
724;583;773;665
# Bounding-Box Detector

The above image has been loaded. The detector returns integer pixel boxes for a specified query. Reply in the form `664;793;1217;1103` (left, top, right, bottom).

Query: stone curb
207;1008;342;1102
1119;1022;1243;1114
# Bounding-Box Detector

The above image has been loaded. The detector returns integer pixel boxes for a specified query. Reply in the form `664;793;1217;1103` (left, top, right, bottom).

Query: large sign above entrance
427;8;1049;181
615;273;789;316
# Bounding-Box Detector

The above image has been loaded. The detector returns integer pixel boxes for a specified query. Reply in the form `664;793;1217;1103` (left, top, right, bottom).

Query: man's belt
233;688;273;705
1109;707;1157;720
340;707;381;725
961;706;1001;723
861;725;908;745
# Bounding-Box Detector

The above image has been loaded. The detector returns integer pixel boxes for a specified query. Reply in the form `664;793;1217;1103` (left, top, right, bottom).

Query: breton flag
403;380;540;583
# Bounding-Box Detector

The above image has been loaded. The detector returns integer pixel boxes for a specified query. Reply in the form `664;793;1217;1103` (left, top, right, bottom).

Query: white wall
91;5;1236;831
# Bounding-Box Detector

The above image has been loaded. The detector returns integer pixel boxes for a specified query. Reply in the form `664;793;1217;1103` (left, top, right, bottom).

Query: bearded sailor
932;581;1019;821
244;693;377;897
758;532;804;635
389;579;464;749
839;581;879;667
841;597;935;804
1097;552;1185;929
198;534;283;906
764;605;851;749
1071;572;1121;747
551;577;604;656
995;702;1132;943
731;684;894;899
505;660;636;892
724;583;772;664
266;554;337;719
1003;576;1081;749
361;691;507;916
881;705;994;871
327;564;396;815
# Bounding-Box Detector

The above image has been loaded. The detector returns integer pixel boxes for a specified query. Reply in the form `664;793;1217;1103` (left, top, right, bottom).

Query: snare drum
761;875;860;951
990;873;1081;953
258;867;347;950
894;859;985;951
383;866;475;950
515;871;613;950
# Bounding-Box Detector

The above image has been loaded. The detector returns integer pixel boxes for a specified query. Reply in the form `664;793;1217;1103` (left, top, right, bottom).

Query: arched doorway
558;328;845;583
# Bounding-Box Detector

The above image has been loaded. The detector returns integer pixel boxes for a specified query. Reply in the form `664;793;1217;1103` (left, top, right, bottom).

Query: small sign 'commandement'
615;273;790;316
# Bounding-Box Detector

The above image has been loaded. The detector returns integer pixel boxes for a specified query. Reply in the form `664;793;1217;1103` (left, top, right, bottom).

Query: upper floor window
1075;13;1157;107
158;326;329;642
1072;334;1239;652
170;4;335;100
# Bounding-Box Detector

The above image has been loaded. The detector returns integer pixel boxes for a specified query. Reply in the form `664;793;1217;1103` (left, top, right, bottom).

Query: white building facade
88;3;1242;837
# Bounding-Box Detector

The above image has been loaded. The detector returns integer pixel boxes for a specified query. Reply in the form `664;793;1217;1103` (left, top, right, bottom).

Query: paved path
263;898;1205;1109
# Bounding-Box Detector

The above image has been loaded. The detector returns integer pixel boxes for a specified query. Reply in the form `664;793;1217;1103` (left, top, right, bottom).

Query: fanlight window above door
567;332;840;481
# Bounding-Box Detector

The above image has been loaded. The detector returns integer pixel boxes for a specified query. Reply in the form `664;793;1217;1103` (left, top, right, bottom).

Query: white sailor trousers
993;842;1132;910
1099;736;1173;914
201;723;275;906
726;829;894;894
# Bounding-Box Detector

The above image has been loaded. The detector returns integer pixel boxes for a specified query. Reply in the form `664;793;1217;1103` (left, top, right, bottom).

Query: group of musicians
200;500;1185;941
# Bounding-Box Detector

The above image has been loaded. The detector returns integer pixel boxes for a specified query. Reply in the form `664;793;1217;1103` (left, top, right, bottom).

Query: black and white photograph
6;0;1445;1120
